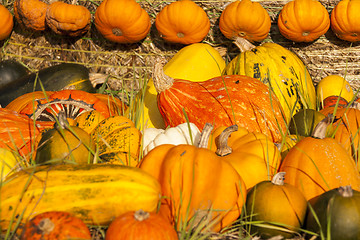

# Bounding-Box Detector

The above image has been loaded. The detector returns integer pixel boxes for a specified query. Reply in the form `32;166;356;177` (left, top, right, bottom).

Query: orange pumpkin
279;117;360;203
20;211;91;240
331;0;360;42
94;0;151;43
0;4;13;40
277;0;330;42
219;0;271;42
14;0;48;31
155;0;210;44
105;210;178;240
138;123;247;232
45;1;91;37
153;62;287;143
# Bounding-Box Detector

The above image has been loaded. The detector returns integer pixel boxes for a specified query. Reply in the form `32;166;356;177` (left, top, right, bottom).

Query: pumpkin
142;122;201;156
105;209;178;240
94;0;151;44
223;37;316;123
91;115;142;166
20;211;91;240
279;117;360;202
316;74;354;104
45;1;91;37
277;0;330;42
14;0;48;31
35;112;95;165
306;185;360;240
321;95;349;110
331;0;360;42
208;125;281;190
0;163;161;230
93;93;128;116
153;62;287;143
288;108;326;137
0;4;14;40
0;147;21;180
155;0;210;44
138;43;226;129
0;60;29;91
0;108;52;159
219;0;271;42
138;123;247;232
0;63;96;107
246;172;308;239
278;134;303;159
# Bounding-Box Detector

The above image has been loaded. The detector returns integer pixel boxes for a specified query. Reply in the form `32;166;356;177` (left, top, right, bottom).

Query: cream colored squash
138;43;226;130
142;122;201;156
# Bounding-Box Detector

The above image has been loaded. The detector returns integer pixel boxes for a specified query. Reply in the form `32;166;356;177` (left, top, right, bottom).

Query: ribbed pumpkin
155;0;210;44
219;0;271;42
20;211;91;240
138;43;225;129
105;210;178;240
306;185;360;240
0;164;161;231
138;124;247;232
14;0;48;31
279;117;360;203
153;61;287;143
223;37;316;123
246;172;308;239
208;125;281;190
45;1;91;37
331;0;360;42
94;0;151;43
277;0;330;42
0;4;13;40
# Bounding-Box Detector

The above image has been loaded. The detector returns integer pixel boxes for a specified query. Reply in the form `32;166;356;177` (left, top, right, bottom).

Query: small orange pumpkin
277;0;330;42
0;4;13;41
331;0;360;42
155;0;210;44
14;0;48;31
94;0;151;43
45;1;91;37
20;211;91;240
219;0;271;42
105;210;179;240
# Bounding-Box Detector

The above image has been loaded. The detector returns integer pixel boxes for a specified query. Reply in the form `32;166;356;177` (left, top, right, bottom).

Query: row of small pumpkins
1;0;360;43
0;40;359;239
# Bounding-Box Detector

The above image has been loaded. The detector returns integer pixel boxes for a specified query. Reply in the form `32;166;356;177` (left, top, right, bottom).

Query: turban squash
153;61;287;143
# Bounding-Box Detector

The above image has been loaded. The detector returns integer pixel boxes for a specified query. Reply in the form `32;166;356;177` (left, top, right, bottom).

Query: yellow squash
0;164;161;230
224;37;316;123
138;43;226;129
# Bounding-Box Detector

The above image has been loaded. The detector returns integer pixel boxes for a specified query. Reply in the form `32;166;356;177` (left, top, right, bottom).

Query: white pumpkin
142;122;201;156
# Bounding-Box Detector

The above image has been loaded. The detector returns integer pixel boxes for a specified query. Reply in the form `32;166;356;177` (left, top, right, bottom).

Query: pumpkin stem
198;123;214;148
134;209;150;221
55;111;70;130
233;36;256;52
311;114;333;139
215;125;238;156
349;101;360;110
271;172;286;185
153;58;174;93
37;218;55;235
338;185;353;198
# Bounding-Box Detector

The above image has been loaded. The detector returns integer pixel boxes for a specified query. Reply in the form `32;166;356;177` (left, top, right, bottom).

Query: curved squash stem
338;185;353;198
134;209;150;221
271;172;286;185
311;114;334;139
153;58;174;93
198;123;214;148
233;37;256;53
350;101;360;110
215;125;238;156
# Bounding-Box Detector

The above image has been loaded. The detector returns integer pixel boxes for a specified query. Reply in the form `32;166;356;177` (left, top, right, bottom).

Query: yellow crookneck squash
137;43;226;130
223;37;316;123
208;125;282;191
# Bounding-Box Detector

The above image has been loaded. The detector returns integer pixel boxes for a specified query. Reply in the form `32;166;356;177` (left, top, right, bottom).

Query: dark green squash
0;59;29;89
306;185;360;240
0;63;96;107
